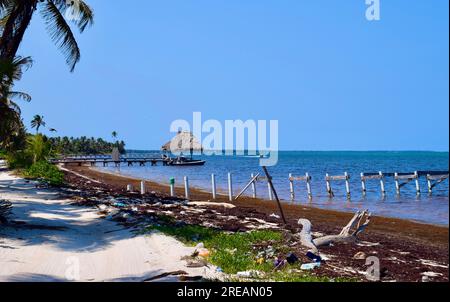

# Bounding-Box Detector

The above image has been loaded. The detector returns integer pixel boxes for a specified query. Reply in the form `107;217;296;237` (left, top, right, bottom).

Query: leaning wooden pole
262;166;287;225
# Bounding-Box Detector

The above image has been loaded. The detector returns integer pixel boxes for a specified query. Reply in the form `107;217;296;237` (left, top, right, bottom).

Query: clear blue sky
14;0;449;151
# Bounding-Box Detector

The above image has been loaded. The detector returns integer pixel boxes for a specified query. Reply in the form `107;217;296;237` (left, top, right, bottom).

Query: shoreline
60;165;450;282
92;166;449;228
68;165;449;248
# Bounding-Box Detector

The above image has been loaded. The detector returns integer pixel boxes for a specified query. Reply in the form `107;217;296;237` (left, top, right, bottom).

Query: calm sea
99;151;449;226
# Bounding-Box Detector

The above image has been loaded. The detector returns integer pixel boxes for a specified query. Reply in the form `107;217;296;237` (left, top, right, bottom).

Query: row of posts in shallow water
127;171;449;201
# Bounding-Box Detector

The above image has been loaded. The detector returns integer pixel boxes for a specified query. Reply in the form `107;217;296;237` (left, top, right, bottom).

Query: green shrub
24;161;64;186
5;151;33;169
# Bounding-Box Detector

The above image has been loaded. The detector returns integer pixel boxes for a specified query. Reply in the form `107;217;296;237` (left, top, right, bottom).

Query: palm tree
0;56;32;150
111;131;118;140
0;0;94;72
31;114;46;134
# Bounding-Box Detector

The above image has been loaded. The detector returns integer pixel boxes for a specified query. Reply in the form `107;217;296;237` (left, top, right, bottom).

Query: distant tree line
48;136;126;155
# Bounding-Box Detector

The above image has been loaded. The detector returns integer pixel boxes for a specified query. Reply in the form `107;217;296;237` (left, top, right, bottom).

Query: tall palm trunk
0;1;36;61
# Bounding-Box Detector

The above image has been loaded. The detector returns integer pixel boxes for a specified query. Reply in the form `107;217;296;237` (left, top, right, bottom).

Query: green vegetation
0;57;32;153
1;0;96;176
144;222;348;282
30;114;46;134
2;133;63;185
24;160;64;186
48;136;126;155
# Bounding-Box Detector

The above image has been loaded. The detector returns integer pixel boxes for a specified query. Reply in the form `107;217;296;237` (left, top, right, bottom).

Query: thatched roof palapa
161;131;203;153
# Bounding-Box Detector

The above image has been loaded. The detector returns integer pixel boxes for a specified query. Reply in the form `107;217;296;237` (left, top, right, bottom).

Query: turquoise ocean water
100;151;449;226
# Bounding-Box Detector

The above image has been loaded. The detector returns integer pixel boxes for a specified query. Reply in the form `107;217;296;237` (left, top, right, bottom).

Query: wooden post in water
306;173;312;199
184;176;190;200
427;174;432;193
361;173;367;195
227;172;233;202
394;173;400;194
326;173;333;197
140;180;146;195
169;177;175;197
289;173;295;201
379;171;386;195
251;173;257;198
211;174;217;200
345;172;351;199
414;171;421;195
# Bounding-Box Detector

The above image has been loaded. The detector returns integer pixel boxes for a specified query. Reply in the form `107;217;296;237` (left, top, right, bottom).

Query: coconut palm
0;0;94;72
31;114;46;134
111;131;118;140
0;56;32;150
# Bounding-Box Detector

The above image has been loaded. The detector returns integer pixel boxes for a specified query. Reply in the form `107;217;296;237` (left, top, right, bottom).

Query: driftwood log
298;210;371;253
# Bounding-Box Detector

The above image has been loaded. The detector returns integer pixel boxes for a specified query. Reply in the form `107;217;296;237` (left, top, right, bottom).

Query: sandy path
0;161;217;282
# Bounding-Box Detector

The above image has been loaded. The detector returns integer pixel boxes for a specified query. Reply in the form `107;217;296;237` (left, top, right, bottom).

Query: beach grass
143;221;350;282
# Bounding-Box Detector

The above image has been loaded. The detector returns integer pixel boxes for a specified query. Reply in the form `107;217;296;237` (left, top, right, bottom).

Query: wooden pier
50;155;168;167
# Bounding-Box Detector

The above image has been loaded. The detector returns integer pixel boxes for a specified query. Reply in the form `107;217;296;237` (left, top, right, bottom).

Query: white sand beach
0;160;216;282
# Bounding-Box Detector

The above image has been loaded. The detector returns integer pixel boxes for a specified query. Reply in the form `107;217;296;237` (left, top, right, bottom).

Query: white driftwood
298;210;371;252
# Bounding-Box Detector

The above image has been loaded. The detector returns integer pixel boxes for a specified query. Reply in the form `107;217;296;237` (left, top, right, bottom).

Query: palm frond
52;0;94;32
8;91;31;102
41;0;80;72
5;99;21;114
0;56;32;78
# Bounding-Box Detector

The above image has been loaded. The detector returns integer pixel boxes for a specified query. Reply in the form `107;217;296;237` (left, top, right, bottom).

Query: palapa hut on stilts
161;131;203;157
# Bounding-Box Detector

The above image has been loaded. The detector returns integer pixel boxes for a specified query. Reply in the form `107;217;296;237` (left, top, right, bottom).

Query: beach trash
195;242;205;249
306;251;322;263
216;267;223;273
256;257;265;265
300;262;321;270
198;248;210;258
236;270;261;278
273;258;287;270
113;202;127;208
353;251;367;260
286;253;299;264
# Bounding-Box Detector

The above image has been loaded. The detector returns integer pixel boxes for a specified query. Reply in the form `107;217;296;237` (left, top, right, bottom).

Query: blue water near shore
100;151;449;226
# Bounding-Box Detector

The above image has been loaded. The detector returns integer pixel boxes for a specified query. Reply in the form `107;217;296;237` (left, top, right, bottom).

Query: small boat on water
161;131;206;166
165;156;206;166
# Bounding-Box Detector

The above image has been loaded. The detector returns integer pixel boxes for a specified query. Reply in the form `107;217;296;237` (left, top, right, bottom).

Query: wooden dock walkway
50;155;168;167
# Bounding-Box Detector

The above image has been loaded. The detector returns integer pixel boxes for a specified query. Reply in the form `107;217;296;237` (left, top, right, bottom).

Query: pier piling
211;174;217;200
184;176;190;200
169;177;175;197
345;172;351;199
228;173;233;202
379;171;386;196
415;171;421;195
306;173;312;199
289;173;295;201
325;173;333;197
268;182;274;200
361;173;367;195
140;180;146;195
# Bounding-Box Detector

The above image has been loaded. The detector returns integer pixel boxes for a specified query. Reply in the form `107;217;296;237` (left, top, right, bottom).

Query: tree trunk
0;0;36;61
